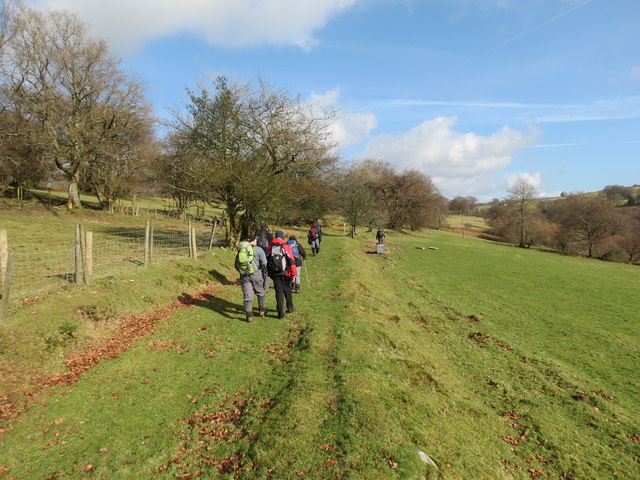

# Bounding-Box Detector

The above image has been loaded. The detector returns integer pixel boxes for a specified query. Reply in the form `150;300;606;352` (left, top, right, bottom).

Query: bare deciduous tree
156;144;201;219
603;185;633;205
449;196;477;214
335;160;445;234
615;229;640;263
0;110;50;198
549;195;621;257
83;111;158;211
335;165;376;237
168;76;337;246
0;5;153;209
507;177;538;248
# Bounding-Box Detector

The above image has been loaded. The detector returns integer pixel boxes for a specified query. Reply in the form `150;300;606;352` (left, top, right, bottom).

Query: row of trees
159;77;449;242
485;179;640;263
335;159;448;236
1;2;447;245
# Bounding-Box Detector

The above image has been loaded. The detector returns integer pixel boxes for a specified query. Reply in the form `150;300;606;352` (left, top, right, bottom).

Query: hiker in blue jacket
286;235;307;293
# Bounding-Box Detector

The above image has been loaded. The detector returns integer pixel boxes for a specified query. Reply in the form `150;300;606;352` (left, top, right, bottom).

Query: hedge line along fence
0;221;220;320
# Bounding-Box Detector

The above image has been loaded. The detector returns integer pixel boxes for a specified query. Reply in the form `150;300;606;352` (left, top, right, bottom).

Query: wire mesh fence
1;224;218;310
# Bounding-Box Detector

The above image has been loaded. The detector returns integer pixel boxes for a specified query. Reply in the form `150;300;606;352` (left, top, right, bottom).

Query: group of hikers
234;222;323;322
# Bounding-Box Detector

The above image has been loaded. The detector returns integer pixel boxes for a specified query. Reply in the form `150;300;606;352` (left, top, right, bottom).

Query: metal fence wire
4;226;216;307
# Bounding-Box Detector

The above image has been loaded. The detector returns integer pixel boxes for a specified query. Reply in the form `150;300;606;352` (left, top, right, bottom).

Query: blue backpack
289;241;299;259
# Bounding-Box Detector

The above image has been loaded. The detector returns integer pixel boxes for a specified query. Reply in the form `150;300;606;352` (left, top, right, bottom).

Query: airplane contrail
483;0;594;53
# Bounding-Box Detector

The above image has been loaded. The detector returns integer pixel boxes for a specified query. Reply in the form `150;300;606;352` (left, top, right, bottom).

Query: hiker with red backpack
286;235;307;293
266;230;296;319
307;223;321;256
234;235;267;323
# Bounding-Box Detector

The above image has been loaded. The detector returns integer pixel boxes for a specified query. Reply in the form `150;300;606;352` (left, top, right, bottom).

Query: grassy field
443;214;490;238
0;219;638;479
0;188;221;237
1;192;226;304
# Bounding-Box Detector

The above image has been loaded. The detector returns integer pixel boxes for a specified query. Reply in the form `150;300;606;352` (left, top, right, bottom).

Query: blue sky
28;0;640;201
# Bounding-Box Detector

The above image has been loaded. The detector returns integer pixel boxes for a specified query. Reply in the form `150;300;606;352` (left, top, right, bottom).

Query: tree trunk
226;205;241;248
94;186;108;209
67;172;82;209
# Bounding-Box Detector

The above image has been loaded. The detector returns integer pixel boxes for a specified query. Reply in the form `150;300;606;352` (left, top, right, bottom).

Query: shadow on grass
179;292;242;321
50;273;76;283
209;269;236;286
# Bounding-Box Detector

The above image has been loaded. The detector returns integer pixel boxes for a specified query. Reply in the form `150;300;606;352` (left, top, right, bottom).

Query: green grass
0;226;638;479
444;214;489;236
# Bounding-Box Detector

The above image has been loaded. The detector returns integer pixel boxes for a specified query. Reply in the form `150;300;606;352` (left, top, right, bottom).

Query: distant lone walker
308;223;321;256
376;228;385;245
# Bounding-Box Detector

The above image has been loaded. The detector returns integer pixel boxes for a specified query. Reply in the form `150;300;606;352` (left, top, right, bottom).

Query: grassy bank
0;226;638;478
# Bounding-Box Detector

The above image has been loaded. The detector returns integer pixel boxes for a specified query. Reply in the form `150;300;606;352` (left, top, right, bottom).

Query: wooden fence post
84;230;93;285
144;221;151;266
150;223;154;264
191;225;198;259
188;221;193;258
0;254;13;322
0;230;10;321
208;220;217;250
0;230;7;281
74;224;84;285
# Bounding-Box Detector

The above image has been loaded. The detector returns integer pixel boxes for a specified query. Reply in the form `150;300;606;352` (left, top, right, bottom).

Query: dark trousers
271;275;294;317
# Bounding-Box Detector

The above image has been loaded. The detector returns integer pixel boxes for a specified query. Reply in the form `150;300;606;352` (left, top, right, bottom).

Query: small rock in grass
418;450;438;468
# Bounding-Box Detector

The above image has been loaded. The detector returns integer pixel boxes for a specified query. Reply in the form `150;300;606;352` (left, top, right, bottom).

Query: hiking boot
286;306;295;313
278;313;285;319
245;311;253;323
259;309;266;317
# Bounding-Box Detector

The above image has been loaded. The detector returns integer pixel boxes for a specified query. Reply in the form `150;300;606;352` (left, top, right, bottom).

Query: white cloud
27;0;358;56
435;170;545;201
360;117;540;181
331;112;377;148
505;171;543;190
432;174;502;199
309;88;377;149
